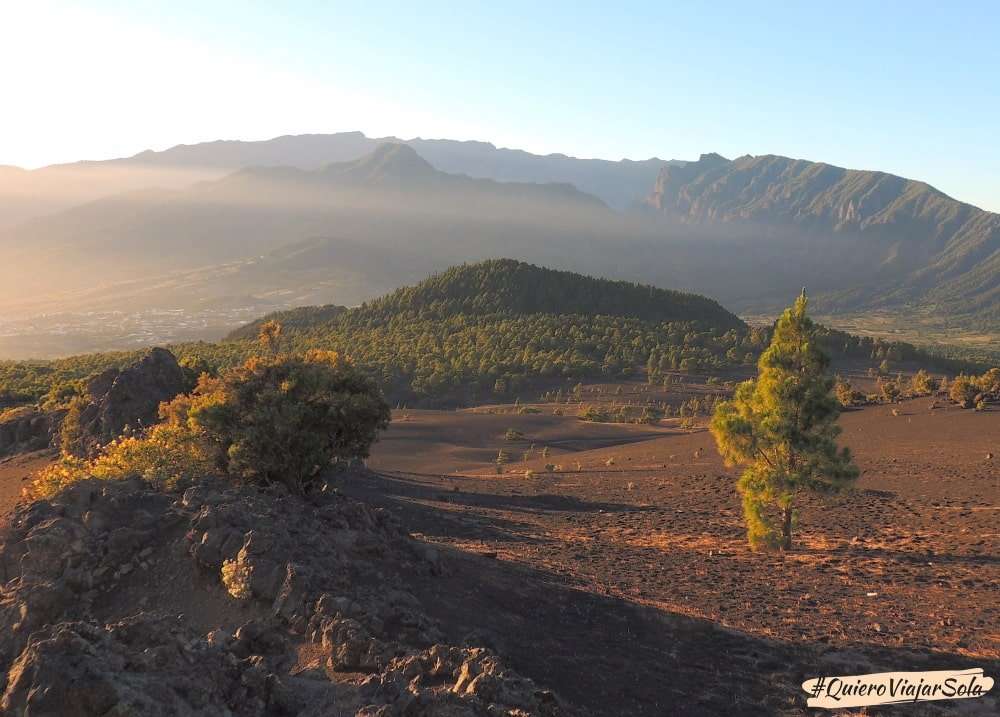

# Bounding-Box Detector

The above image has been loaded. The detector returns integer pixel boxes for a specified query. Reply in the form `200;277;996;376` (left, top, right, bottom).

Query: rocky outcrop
73;347;187;456
0;407;60;457
2;615;341;716
0;475;562;716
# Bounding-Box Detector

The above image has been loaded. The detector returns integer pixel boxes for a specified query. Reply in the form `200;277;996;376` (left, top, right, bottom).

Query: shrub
577;403;662;424
504;428;525;441
495;449;510;474
578;405;611;422
33;349;390;497
221;557;252;600
979;368;1000;394
834;375;855;407
40;380;84;411
878;378;901;403
950;374;979;408
178;355;215;390
911;369;939;396
32;421;215;498
174;350;390;493
59;396;88;457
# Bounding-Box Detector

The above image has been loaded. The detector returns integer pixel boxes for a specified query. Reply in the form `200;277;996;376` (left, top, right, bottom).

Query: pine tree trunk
781;505;793;550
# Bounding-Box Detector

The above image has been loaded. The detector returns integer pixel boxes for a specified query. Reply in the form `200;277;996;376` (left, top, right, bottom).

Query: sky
2;0;999;211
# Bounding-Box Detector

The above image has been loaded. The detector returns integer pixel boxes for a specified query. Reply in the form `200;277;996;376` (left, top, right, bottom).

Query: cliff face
71;347;188;457
643;153;1000;322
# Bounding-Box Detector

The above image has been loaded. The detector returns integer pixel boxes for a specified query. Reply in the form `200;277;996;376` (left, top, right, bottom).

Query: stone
73;347;188;457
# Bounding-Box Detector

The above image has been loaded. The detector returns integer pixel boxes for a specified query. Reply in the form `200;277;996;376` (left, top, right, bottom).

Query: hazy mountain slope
116;133;676;210
4;139;999;358
407;139;674;209
0;132;676;228
642;153;1000;324
0;144;625;311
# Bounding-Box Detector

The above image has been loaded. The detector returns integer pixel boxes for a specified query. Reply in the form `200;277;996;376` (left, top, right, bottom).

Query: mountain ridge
0;132;675;228
0;144;621;312
641;152;1000;324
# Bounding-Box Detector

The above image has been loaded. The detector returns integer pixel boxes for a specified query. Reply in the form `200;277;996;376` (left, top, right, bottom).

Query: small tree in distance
257;320;283;356
710;292;859;550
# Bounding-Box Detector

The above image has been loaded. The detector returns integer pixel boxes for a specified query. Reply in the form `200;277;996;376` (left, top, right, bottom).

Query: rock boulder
74;347;187;456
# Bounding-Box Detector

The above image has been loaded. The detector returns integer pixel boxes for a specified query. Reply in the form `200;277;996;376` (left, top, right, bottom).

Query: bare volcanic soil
348;397;1000;715
0;393;997;716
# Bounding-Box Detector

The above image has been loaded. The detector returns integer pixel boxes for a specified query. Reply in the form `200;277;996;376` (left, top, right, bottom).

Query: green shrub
878;378;901;403
834;375;854;407
33;422;215;498
577;403;662;424
58;396;88;458
33;349;390;497
911;369;939;396
978;368;1000;394
41;380;85;411
175;350;390;493
950;374;979;408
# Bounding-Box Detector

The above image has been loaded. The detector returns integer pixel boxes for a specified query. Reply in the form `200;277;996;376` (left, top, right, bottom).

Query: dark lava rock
74;347;187;456
0;474;565;716
0;407;61;458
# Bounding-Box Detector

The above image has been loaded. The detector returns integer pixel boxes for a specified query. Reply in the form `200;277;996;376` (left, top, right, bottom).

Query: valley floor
348;398;1000;714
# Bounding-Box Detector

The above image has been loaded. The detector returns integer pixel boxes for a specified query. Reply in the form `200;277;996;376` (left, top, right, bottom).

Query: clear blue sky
4;1;999;211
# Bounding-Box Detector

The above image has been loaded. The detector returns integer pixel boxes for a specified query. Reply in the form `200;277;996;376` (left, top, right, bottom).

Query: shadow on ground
339;471;1000;716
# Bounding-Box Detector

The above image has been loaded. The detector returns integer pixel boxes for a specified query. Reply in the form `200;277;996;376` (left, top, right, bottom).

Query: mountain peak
349;143;436;181
697;152;730;165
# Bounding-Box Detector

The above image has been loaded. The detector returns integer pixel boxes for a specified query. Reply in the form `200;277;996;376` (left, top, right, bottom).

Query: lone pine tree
710;292;858;550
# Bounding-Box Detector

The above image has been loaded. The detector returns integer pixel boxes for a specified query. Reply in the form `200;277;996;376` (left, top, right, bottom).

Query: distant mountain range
0;132;998;358
0;131;674;228
642;153;1000;325
0;143;630;313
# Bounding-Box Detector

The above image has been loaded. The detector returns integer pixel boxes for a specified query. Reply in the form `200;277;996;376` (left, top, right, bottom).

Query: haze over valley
2;134;999;359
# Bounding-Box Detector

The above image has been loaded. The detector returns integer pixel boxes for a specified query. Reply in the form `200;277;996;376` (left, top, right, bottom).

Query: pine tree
710;292;858;550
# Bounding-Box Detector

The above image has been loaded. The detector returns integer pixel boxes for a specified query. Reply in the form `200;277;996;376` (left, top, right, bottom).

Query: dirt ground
346;396;1000;715
0;450;54;516
2;391;997;714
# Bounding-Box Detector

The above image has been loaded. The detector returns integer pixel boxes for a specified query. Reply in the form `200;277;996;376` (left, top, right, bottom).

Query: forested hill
3;261;983;410
306;259;743;328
